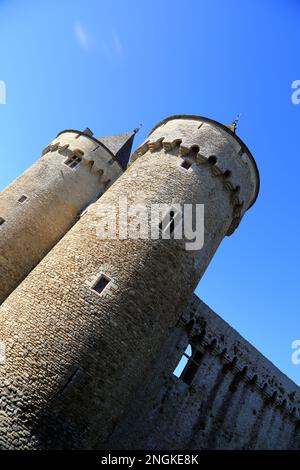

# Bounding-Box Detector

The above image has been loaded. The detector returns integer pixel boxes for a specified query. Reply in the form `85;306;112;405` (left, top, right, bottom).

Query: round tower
0;115;259;449
0;128;134;304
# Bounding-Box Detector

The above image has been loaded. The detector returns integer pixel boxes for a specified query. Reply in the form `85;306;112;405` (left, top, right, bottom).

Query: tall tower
0;115;259;449
0;128;136;304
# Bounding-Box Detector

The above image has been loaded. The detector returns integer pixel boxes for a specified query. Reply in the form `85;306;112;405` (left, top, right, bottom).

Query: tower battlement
0;115;261;449
131;115;259;235
42;130;124;188
0;127;135;305
4;115;296;452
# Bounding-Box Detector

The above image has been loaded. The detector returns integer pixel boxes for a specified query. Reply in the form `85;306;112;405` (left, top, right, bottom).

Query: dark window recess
18;195;28;204
169;211;175;234
0;217;5;226
64;155;82;168
159;210;176;235
181;160;192;170
180;349;202;385
92;275;110;294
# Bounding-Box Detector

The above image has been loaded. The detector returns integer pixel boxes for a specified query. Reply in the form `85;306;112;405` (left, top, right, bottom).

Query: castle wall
0;130;122;304
108;295;300;450
0;116;258;449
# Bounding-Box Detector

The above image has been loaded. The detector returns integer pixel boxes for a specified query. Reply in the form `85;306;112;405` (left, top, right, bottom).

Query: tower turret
0;115;259;449
0;128;135;304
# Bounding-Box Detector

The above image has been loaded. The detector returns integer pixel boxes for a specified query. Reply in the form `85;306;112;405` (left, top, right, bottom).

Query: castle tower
0;115;259;449
0;128;136;304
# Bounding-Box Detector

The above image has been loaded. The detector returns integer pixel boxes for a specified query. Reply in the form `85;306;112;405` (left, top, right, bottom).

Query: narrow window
159;210;177;236
168;210;175;235
181;159;192;170
173;344;192;378
60;367;80;395
17;195;28;204
173;343;202;385
181;348;202;384
0;217;5;226
64;155;82;169
91;274;111;295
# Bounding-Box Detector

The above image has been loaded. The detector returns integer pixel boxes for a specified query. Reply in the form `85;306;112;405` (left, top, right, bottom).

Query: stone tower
0;115;259;449
0;128;136;304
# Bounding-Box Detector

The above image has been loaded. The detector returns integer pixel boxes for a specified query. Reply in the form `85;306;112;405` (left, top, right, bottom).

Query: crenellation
106;295;300;450
0;127;135;304
131;116;258;236
184;297;300;418
0;114;296;450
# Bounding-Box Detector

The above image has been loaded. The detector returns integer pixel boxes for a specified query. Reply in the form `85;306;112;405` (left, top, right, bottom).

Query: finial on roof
227;114;241;134
133;123;143;135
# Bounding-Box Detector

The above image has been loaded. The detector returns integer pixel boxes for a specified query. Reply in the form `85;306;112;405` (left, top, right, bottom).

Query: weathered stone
108;296;300;450
0;129;135;304
0;115;260;449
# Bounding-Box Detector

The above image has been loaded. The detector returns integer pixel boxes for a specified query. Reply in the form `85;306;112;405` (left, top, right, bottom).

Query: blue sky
0;0;300;383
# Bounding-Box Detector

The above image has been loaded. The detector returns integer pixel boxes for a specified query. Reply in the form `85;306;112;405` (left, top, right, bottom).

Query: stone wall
108;295;300;450
0;130;122;304
0;116;257;449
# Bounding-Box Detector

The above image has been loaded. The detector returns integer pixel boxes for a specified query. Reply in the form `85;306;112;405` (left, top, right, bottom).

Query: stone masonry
0;128;135;304
2;115;295;451
108;295;300;450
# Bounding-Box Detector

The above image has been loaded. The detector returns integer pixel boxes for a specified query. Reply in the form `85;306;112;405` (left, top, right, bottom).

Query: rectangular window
180;349;202;385
0;217;5;226
181;159;192;170
159;209;177;236
91;274;111;295
173;344;202;385
17;195;28;204
173;344;192;378
64;155;82;169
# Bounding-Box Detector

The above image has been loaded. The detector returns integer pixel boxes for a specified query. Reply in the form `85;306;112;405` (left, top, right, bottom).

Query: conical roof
97;131;137;170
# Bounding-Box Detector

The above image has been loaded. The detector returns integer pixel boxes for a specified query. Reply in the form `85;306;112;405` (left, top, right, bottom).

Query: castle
0;115;299;450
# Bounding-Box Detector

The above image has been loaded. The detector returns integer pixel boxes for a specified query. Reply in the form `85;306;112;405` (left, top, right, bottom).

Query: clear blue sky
0;0;299;384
